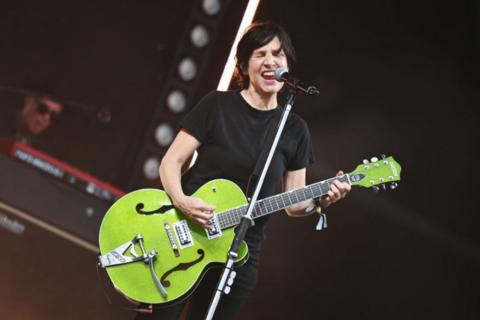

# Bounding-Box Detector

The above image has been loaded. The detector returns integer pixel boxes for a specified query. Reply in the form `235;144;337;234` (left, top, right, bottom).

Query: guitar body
98;179;249;305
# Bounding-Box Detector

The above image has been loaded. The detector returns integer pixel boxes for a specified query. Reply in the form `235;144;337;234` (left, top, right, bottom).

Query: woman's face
246;36;288;96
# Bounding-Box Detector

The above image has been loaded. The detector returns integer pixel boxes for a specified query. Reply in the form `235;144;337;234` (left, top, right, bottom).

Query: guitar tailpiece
98;235;145;268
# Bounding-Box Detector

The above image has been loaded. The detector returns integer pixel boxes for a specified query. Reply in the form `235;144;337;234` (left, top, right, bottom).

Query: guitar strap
246;105;284;199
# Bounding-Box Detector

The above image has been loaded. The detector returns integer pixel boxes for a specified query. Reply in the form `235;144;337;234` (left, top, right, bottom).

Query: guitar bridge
164;221;180;257
205;215;222;240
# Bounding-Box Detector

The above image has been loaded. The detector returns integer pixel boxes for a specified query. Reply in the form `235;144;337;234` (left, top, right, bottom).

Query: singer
136;21;351;320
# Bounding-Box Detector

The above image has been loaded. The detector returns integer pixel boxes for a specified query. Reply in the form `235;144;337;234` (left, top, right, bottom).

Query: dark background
1;0;479;319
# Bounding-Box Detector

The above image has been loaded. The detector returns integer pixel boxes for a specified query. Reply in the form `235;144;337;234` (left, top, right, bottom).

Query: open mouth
261;71;275;80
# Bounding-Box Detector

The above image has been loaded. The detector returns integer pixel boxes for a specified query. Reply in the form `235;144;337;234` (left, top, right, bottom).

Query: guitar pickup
173;220;194;249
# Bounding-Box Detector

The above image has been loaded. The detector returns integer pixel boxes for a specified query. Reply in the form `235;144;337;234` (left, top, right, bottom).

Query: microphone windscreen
274;67;289;81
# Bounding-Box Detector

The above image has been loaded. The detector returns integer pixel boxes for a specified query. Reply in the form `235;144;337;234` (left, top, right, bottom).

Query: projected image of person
0;91;63;151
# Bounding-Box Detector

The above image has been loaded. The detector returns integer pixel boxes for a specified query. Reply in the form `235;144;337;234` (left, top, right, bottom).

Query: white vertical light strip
217;0;260;91
189;0;260;169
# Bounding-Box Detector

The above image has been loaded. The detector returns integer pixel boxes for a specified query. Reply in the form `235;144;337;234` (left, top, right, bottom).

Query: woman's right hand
173;195;215;228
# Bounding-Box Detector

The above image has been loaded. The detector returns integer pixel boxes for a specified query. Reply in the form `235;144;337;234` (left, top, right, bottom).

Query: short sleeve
180;91;218;142
286;118;315;171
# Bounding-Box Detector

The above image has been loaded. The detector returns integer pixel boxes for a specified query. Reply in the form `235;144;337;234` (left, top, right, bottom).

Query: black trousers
134;256;259;320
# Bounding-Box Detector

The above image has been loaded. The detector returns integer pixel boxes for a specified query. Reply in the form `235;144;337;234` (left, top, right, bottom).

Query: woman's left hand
320;170;351;208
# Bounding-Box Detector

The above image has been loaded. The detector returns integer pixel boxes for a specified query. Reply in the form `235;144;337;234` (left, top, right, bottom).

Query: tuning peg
372;186;380;193
363;159;369;164
370;157;378;162
389;182;398;190
381;154;386;159
381;184;387;191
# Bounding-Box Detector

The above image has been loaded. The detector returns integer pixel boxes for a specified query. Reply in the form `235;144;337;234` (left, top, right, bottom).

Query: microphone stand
205;91;297;320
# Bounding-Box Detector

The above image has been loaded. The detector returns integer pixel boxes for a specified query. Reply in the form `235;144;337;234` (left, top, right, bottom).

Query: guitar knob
370;157;378;162
390;182;398;190
372;186;380;193
224;286;231;295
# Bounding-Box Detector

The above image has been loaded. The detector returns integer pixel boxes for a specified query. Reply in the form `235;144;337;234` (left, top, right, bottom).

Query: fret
253;202;261;218
218;215;225;226
227;211;234;226
320;181;330;195
233;208;241;224
290;191;298;205
250;205;257;218
289;192;297;206
301;188;308;201
305;187;313;199
232;213;239;226
294;189;303;203
272;199;277;212
279;194;288;208
280;194;287;207
266;198;273;213
273;197;281;211
312;183;319;196
255;200;266;218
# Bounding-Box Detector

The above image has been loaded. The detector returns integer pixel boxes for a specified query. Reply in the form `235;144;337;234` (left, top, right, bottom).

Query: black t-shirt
180;90;314;255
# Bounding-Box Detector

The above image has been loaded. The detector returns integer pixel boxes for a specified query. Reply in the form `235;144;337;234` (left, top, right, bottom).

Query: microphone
274;68;320;96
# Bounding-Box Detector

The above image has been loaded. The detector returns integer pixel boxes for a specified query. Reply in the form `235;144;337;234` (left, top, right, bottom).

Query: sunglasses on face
36;101;61;120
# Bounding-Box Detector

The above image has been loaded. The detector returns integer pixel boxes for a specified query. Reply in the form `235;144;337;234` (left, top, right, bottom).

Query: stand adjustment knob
224;286;231;295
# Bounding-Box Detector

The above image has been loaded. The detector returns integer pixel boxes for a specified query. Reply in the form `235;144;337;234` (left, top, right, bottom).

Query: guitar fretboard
216;175;350;229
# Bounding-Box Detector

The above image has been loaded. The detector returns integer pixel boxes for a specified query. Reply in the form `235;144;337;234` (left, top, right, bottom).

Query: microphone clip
275;68;320;96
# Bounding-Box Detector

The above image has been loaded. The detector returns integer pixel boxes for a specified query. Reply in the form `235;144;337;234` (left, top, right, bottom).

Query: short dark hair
234;21;296;89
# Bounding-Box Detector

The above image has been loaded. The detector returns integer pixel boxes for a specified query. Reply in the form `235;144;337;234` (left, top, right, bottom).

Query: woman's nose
264;53;276;67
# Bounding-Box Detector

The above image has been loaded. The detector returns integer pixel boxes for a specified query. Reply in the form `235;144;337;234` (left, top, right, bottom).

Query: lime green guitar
98;156;401;305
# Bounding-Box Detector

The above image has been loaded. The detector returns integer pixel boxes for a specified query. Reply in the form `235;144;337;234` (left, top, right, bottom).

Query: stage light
178;57;197;81
155;123;174;147
143;157;160;180
167;90;187;113
202;0;221;16
129;1;253;188
190;25;209;48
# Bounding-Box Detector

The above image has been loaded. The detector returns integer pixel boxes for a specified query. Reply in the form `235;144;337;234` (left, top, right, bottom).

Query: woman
138;21;350;320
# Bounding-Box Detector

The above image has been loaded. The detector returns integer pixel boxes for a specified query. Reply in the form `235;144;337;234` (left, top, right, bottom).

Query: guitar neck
217;175;351;229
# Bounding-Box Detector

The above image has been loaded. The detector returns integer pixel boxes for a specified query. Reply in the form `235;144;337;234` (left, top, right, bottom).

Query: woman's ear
240;62;248;75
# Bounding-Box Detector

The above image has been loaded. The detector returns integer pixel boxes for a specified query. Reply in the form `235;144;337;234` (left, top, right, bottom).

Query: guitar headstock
348;155;401;191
